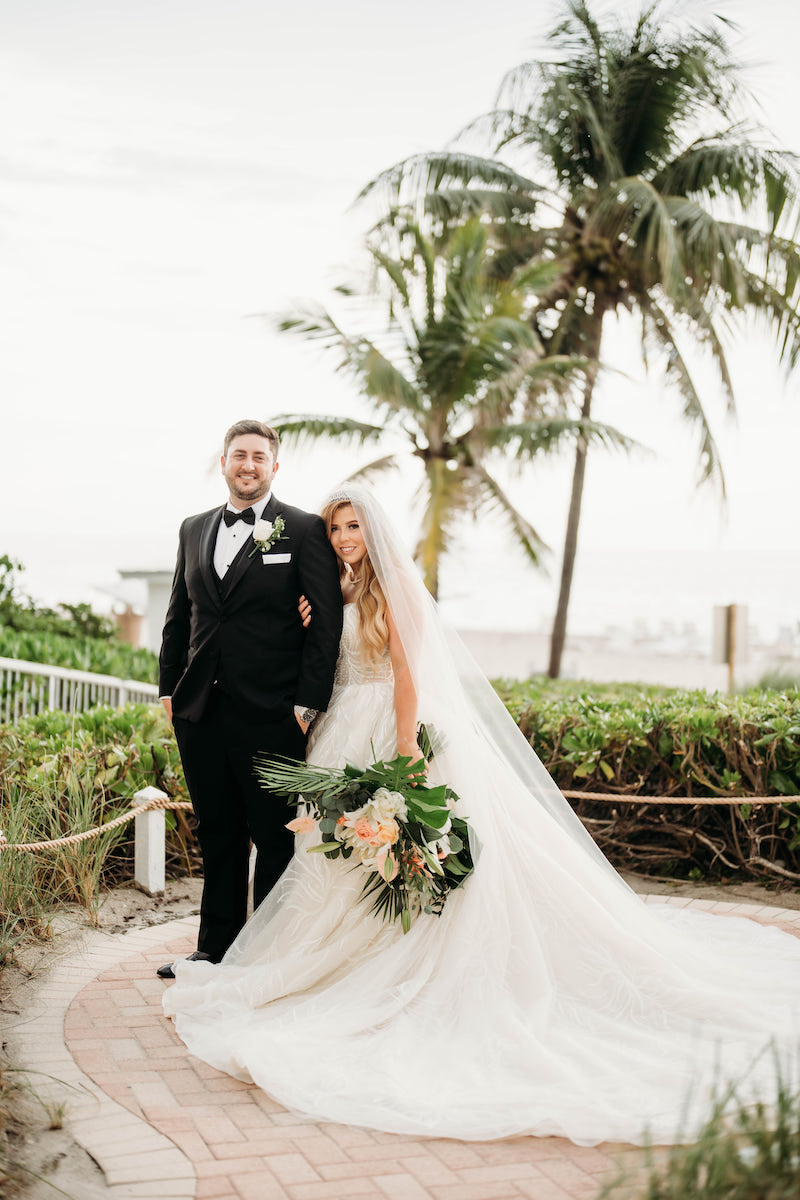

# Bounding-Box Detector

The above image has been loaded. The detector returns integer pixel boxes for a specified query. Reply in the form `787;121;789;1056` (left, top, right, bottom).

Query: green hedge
496;678;800;882
497;678;800;796
3;684;800;905
0;626;158;683
0;703;194;880
0;704;184;799
0;703;194;959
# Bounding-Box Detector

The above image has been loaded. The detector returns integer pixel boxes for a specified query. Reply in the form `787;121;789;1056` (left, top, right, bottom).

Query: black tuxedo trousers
174;695;307;959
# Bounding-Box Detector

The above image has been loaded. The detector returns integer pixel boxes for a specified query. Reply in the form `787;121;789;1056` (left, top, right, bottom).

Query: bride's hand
298;594;312;627
398;740;427;783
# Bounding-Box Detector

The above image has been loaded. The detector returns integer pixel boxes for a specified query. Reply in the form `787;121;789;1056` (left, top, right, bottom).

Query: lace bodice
333;604;393;686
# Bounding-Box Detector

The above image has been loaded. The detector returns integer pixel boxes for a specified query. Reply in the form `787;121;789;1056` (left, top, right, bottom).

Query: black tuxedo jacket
159;495;343;722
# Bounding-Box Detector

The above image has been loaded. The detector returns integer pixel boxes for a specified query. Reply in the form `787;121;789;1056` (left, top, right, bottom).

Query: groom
157;419;343;977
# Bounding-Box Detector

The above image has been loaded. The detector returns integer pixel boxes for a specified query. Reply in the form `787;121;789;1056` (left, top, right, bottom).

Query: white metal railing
0;655;159;723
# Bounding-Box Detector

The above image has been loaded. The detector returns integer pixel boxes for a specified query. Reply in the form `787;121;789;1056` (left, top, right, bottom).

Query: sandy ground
0;878;204;1200
1;871;798;1199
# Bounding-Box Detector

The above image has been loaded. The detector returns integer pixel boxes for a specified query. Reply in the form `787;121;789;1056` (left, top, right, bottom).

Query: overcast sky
1;0;799;640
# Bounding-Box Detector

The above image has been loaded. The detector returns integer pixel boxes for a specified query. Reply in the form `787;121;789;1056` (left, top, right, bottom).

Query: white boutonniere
249;514;287;557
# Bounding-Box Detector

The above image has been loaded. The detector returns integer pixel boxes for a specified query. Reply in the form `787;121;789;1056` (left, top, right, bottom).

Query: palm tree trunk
547;323;603;678
426;558;439;602
418;457;447;601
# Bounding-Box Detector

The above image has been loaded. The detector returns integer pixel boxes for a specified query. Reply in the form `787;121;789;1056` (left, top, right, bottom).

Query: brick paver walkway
14;896;800;1200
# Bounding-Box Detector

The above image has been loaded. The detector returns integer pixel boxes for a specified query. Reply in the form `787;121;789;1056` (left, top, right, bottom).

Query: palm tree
365;0;800;672
273;213;629;598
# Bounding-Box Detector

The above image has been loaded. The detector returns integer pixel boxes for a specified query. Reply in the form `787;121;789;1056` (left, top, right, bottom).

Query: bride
163;485;800;1147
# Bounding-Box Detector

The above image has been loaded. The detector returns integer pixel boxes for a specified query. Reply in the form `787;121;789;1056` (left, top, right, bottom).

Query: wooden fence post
132;786;167;895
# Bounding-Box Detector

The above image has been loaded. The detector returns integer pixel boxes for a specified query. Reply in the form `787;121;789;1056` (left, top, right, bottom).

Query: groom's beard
230;481;268;503
225;470;273;504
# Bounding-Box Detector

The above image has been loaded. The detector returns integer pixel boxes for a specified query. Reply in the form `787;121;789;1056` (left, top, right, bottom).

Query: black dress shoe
156;950;215;979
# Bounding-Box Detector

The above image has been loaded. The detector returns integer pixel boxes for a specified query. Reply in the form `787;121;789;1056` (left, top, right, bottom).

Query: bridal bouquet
255;753;474;933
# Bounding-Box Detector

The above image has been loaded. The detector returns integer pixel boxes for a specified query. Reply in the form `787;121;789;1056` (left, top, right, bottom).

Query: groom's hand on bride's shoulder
298;594;312;627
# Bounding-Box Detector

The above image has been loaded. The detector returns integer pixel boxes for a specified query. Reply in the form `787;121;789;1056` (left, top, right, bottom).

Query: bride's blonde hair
321;499;389;664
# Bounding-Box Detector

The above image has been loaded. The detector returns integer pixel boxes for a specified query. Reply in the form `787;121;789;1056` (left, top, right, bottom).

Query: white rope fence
0;787;192;895
561;791;799;805
2;787;798;896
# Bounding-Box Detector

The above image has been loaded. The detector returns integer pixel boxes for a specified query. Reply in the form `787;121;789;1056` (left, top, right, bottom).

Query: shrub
0;554;117;639
495;678;800;883
0;626;158;683
0;704;195;961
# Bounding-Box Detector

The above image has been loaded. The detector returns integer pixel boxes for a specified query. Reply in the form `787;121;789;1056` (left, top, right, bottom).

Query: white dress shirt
213;492;272;580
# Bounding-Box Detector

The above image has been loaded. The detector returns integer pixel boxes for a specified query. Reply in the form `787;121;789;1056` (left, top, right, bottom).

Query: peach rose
375;819;399;845
352;817;380;844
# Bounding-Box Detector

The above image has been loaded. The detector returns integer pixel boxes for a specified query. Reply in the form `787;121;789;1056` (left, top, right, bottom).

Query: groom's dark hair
223;419;280;459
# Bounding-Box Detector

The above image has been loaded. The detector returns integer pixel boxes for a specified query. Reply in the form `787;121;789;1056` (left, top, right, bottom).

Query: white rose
252;519;274;541
349;840;381;870
371;787;408;822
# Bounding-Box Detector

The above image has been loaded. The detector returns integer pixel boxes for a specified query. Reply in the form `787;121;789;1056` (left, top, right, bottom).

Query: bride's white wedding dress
164;605;800;1147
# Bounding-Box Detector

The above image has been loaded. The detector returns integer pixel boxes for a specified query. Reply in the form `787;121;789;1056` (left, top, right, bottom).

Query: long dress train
164;605;800;1146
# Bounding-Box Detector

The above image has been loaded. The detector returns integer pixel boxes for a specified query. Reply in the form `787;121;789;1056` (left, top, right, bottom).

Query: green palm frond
655;136;800;232
481;353;586;416
485;417;636;460
540;289;591;359
340;455;402;484
279;299;424;418
588;176;683;294
521;72;624;185
275;305;352;346
663;198;748;302
369;246;412;310
361;151;545;211
422;313;540;413
509;257;571;298
677;287;736;413
471;466;547;564
370;214;438;323
445;218;490;280
640;298;726;492
712;224;800;286
422;187;543;223
271;415;386;448
733;270;800;370
358;344;424;415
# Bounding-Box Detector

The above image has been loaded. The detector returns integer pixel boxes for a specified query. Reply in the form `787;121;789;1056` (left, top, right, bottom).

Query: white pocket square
262;553;291;565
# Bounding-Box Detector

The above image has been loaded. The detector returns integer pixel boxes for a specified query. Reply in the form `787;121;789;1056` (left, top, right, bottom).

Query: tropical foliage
257;751;474;933
0;555;117;640
0;625;158;683
367;0;800;667
500;676;800;881
2;684;799;965
274;214;630;596
0;703;193;960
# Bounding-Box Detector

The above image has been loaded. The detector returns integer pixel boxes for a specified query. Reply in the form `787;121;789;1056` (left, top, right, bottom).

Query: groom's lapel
199;507;224;609
219;494;282;602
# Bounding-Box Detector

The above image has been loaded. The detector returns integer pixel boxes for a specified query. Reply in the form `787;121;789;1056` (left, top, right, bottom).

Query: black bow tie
223;507;256;527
